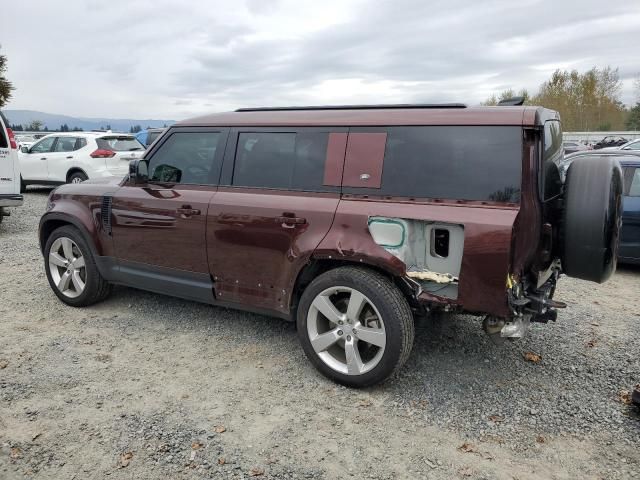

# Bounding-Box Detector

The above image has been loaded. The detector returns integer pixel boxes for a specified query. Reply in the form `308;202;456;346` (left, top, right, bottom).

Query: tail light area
6;128;17;149
90;149;116;158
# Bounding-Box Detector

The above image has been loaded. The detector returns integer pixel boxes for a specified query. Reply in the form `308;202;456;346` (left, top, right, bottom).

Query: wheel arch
39;213;101;257
289;257;419;316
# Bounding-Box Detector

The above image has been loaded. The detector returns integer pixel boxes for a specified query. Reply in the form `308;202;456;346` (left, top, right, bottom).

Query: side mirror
129;159;148;184
21;146;29;153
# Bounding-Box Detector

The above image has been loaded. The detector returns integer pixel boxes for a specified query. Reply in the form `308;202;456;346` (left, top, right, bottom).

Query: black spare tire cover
562;156;623;283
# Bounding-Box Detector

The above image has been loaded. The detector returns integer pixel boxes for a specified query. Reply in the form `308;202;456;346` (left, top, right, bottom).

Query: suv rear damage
39;103;623;386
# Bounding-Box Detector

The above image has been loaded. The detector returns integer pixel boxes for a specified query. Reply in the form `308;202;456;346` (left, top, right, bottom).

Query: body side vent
101;194;113;235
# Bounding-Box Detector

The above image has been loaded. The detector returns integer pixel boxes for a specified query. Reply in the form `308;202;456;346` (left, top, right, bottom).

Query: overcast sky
2;0;639;120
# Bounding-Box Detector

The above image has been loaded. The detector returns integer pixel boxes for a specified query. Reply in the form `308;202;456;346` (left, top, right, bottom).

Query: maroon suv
39;104;622;387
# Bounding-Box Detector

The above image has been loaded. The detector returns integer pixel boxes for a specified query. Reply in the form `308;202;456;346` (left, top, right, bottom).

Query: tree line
482;67;640;131
9;121;84;132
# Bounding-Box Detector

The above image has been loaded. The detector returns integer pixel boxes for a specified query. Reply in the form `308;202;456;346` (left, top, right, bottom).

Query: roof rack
235;103;467;112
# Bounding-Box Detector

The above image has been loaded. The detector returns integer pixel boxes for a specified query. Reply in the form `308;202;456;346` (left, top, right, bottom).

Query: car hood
52;175;126;197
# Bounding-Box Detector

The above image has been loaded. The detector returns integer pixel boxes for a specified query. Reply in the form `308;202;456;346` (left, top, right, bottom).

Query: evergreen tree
0;45;13;107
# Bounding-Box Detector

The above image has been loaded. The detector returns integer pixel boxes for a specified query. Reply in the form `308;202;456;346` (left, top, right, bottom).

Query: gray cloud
2;0;639;119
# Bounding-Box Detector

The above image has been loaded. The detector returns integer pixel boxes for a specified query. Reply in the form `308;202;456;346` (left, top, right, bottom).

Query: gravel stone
0;189;638;479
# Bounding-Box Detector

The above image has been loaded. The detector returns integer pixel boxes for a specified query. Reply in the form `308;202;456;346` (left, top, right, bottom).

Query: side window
625;167;640;197
54;137;77;152
0;112;8;148
232;131;331;191
625;141;640;151
0;126;7;149
30;137;56;153
543;120;563;200
148;131;221;185
74;137;87;151
344;126;522;202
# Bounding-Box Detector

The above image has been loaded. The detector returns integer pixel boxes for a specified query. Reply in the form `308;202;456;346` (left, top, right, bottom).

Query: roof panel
177;106;549;128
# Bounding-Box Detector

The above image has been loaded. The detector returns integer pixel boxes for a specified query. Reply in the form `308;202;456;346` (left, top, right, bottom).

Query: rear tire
68;171;88;184
561;156;623;283
44;225;112;306
297;266;414;387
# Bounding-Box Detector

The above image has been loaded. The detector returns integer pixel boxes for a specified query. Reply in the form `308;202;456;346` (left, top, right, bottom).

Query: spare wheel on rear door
561;156;623;283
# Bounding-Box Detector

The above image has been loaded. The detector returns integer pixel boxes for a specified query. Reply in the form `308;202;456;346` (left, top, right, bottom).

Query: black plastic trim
97;257;215;304
236;104;467;112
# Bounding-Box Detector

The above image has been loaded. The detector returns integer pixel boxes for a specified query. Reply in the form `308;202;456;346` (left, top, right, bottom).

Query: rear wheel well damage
290;259;422;317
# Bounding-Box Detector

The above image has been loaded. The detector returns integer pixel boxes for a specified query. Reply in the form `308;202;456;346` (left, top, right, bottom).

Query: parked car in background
0;110;23;223
593;135;628;149
563;141;590;155
39;103;623;387
19;132;145;189
135;128;166;148
600;138;640;152
15;134;36;149
557;150;639;264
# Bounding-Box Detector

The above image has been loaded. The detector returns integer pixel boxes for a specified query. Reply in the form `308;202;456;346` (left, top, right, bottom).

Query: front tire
44;225;112;306
297;266;414;387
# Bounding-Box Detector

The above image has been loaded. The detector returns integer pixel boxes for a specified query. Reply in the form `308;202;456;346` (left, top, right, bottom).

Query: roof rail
235;103;467;112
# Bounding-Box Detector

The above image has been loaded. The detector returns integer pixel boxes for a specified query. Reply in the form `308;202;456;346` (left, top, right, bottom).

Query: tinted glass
74;137;87;150
54;137;77;152
30;137;56;153
0;112;8;148
97;136;144;151
148;132;220;184
147;131;162;145
364;126;522;202
543;120;563;200
232;131;330;191
626;167;640;197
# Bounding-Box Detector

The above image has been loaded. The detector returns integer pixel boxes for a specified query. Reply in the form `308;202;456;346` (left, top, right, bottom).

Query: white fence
563;131;640;143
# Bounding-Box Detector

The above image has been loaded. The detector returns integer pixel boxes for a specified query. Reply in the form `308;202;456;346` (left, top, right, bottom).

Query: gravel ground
1;189;639;480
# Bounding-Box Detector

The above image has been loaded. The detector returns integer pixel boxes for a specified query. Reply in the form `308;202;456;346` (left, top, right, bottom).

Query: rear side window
346;126;522;202
232;131;331;191
74;137;87;150
148;131;221;185
97;136;144;152
624;167;640;197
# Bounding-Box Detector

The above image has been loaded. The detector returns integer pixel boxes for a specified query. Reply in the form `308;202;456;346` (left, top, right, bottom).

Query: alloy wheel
48;237;86;298
306;286;386;375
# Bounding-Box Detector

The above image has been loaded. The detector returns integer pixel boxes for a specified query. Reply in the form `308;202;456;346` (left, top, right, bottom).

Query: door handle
176;206;201;216
66;156;73;159
40;157;47;160
276;216;307;226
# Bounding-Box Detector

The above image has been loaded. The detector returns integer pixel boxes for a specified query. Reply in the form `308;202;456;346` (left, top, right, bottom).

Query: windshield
96;136;144;151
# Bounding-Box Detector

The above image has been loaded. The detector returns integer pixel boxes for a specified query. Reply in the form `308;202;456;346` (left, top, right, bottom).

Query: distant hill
3;110;175;132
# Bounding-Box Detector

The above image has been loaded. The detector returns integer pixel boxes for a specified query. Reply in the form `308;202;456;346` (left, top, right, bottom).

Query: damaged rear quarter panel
314;198;518;317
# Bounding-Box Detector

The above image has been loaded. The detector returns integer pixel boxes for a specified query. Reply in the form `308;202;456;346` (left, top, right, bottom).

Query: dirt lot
1;189;639;480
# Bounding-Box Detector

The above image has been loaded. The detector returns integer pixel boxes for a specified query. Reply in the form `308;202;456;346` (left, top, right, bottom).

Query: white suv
19;132;145;188
0;110;23;224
